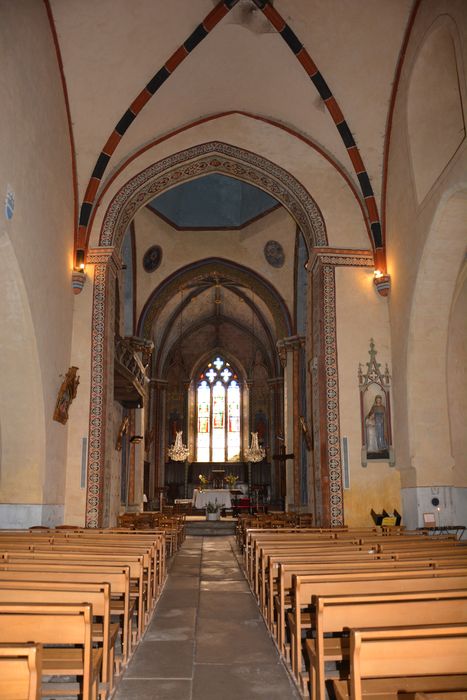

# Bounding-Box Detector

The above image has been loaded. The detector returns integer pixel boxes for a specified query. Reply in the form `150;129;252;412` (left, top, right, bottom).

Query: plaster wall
335;266;401;528
0;1;74;522
385;1;467;489
135;205;296;324
64;280;94;525
89;115;369;252
447;263;467;487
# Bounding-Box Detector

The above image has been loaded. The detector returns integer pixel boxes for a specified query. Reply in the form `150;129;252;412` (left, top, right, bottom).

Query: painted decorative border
312;249;374;527
100;142;327;250
85;247;120;527
322;264;343;526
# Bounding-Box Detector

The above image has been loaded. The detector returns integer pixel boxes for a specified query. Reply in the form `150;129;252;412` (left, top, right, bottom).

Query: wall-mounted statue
358;340;395;466
53;366;80;425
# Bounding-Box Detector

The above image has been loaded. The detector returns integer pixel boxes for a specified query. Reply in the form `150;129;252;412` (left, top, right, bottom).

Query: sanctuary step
185;519;236;537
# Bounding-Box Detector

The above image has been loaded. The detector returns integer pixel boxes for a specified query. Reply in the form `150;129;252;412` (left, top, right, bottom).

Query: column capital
276;335;305;367
87;246;123;274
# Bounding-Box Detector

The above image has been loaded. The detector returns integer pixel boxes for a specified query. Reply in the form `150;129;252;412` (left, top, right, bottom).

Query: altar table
192;489;232;510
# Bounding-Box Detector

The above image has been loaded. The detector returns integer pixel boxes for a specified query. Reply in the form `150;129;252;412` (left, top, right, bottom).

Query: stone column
308;247;373;526
276;336;305;510
152;379;168;490
267;377;283;503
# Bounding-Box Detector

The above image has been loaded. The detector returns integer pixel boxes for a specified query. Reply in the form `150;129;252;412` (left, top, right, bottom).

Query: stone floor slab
144;607;197;641
155;588;200;610
195;618;279;664
114;678;192;700
197;591;260;619
200;579;249;592
192;662;301;700
125;640;194;678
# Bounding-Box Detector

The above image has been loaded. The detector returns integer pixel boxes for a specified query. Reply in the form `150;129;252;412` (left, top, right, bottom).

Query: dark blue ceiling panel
148;173;279;229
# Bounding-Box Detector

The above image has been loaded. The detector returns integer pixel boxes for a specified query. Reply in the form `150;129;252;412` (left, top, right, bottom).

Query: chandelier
167;430;189;462
244;431;265;463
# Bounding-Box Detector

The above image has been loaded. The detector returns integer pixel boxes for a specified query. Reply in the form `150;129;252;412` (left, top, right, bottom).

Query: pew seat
0;643;42;700
332;624;467;700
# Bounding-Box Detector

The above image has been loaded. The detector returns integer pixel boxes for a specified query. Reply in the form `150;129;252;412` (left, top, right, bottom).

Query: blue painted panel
148;173;278;228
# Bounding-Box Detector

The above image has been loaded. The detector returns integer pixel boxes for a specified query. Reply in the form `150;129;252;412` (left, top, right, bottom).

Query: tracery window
196;356;241;462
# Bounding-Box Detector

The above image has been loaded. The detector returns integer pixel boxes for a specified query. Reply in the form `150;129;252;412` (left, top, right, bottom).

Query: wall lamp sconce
373;269;391;297
72;249;86;295
129;435;144;444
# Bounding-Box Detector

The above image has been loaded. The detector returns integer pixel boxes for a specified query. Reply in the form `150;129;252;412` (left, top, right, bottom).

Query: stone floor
114;535;301;700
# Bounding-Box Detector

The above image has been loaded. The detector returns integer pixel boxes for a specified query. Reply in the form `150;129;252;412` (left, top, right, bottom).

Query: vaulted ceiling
47;0;415;376
49;0;414;256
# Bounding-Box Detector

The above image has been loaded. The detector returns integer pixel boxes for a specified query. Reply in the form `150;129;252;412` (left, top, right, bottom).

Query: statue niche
358;339;395;466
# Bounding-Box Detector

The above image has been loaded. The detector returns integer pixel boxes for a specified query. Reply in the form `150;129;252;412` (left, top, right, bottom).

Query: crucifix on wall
273;439;294;504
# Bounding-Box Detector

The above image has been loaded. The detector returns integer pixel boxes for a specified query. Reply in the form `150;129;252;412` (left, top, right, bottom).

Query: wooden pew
248;532;446;591
0;531;164;602
307;590;467;700
3;551;147;641
0;564;133;664
333;624;467;700
272;558;462;652
288;567;467;680
261;538;465;603
0;643;42;700
252;534;460;596
0;581;116;697
269;549;467;644
0;603;102;700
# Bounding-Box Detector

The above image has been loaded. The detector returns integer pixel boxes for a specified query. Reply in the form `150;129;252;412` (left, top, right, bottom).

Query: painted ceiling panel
148;174;278;228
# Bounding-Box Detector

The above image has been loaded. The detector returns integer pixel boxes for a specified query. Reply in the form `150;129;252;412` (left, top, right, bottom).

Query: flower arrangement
198;473;208;491
206;500;221;513
224;473;238;489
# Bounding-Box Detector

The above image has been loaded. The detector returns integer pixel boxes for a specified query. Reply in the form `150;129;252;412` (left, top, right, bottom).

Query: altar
192;489;232;510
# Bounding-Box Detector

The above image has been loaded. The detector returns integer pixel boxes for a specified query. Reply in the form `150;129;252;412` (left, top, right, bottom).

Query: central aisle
115;535;301;700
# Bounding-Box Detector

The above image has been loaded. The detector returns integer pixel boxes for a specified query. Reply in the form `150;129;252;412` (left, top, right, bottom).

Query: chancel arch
84;142;361;527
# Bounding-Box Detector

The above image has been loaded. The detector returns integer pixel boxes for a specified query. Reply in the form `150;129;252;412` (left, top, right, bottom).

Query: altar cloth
192;488;232;509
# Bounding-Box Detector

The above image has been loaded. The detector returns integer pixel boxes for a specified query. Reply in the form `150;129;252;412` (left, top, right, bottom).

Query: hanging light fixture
167;429;189;461
167;287;189;462
244;431;265;462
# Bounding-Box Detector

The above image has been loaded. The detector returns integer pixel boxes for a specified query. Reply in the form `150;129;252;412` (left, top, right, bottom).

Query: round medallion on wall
142;245;162;273
264;240;285;268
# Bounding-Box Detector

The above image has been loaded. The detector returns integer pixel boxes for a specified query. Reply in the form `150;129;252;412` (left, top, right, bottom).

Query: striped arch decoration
251;0;384;270
75;0;385;274
76;0;241;256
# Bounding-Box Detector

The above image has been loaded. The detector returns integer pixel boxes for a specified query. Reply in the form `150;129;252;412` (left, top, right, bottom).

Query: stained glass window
197;381;210;462
196;357;241;462
227;381;241;461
